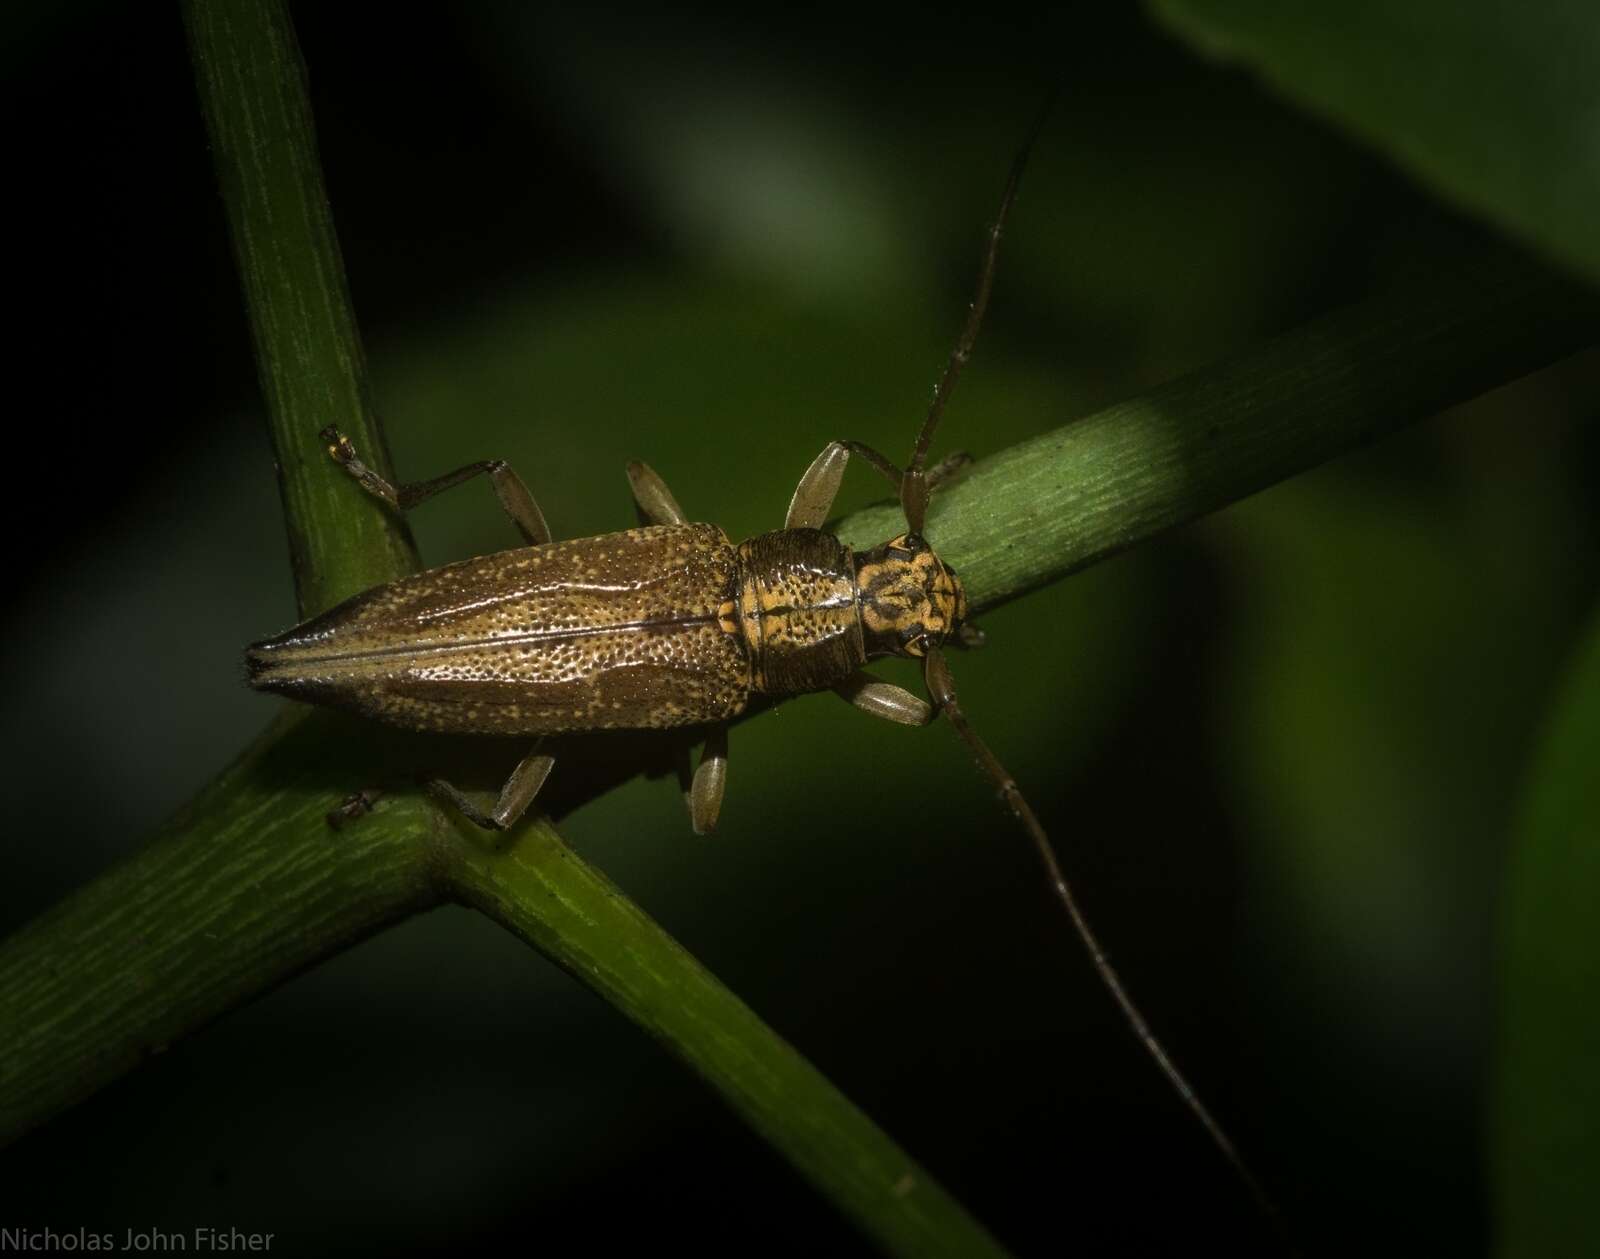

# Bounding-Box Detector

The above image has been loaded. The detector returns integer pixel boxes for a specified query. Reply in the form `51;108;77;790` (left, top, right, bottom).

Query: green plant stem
448;823;1007;1258
0;710;440;1138
185;0;416;615
839;253;1600;609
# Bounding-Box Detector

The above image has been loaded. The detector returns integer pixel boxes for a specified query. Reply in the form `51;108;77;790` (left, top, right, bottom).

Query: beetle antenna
902;96;1054;536
923;645;1286;1235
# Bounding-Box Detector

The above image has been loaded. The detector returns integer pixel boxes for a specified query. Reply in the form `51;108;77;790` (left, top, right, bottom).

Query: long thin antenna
906;104;1289;1244
923;647;1285;1232
902;96;1055;535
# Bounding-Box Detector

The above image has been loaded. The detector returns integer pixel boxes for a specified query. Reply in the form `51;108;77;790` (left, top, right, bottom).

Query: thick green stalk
0;709;441;1137
185;0;416;614
840;253;1600;608
448;823;1007;1258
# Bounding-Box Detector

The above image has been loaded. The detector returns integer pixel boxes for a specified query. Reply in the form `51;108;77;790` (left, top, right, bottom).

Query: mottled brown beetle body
241;123;1275;1217
248;522;967;738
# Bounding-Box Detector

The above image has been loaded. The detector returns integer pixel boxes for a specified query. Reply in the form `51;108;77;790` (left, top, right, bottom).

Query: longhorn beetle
246;117;1278;1227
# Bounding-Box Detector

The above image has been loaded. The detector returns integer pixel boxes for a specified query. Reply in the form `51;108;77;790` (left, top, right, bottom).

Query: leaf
1495;607;1600;1257
1149;0;1600;284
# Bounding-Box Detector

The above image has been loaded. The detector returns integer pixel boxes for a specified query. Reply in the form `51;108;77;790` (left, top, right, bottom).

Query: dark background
4;4;1597;1255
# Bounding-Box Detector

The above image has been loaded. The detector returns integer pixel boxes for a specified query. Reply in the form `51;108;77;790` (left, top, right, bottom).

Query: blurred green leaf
1149;0;1600;283
1201;343;1595;1243
1495;606;1600;1258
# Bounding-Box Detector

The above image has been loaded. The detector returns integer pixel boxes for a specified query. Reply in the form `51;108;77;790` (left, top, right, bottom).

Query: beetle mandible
244;120;1276;1223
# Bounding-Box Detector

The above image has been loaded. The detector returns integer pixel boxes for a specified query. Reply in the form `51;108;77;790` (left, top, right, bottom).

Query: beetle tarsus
417;774;505;831
411;744;555;833
327;787;381;830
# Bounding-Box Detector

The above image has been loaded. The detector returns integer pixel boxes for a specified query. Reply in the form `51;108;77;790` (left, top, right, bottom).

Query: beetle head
853;533;969;659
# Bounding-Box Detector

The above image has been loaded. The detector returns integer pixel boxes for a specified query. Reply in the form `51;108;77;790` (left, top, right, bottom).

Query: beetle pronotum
246;117;1276;1226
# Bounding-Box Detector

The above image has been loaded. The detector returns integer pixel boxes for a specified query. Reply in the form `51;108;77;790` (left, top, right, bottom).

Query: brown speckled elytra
244;120;1279;1226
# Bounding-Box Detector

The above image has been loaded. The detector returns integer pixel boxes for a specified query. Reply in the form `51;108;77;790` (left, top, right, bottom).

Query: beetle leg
419;743;555;831
625;460;689;526
785;441;903;529
687;724;729;834
321;426;552;545
785;442;848;529
833;670;933;726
